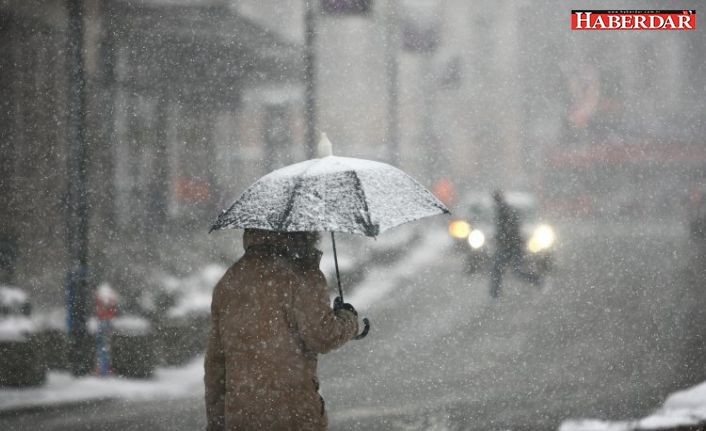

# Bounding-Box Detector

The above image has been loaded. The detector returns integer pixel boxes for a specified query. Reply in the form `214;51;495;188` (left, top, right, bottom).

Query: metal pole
65;0;92;376
421;54;436;183
304;0;317;159
385;0;400;165
330;232;344;301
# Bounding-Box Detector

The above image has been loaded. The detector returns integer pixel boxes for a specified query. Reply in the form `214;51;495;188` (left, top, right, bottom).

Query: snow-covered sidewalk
0;357;204;414
0;226;428;417
560;381;706;431
347;226;450;309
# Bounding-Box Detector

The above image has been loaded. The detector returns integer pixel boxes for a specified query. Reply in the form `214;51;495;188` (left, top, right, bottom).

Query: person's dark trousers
491;249;543;297
510;251;542;285
490;252;511;298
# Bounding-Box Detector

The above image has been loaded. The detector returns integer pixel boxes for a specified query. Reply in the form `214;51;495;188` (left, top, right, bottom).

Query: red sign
571;10;696;30
175;178;211;203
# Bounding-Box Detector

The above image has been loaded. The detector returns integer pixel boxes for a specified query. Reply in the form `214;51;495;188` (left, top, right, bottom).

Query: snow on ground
320;224;419;282
559;381;706;430
163;264;226;319
8;222;702;427
0;285;34;342
0;356;205;413
0;285;28;306
320;251;356;282
0;232;436;414
347;227;451;309
0;316;35;342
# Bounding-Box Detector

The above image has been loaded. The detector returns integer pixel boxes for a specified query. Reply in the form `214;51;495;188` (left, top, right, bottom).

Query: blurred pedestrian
204;229;359;431
489;190;523;298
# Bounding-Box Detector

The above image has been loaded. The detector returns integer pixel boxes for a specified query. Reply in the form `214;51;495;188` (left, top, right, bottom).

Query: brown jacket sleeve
289;269;359;354
204;278;227;431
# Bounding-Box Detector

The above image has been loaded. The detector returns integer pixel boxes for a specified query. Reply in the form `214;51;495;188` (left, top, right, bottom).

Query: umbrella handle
330;232;369;340
353;317;370;340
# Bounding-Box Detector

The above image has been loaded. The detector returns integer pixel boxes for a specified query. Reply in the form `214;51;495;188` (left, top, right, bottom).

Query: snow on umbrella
210;134;450;338
210;136;448;236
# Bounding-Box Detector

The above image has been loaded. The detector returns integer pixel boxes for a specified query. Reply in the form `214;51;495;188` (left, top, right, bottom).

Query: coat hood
243;229;322;268
243;229;297;250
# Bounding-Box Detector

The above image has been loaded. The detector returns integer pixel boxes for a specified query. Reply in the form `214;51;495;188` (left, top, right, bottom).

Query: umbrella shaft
330;232;344;301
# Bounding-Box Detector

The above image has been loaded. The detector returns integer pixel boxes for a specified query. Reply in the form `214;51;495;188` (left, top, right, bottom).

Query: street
324;221;705;430
3;220;705;431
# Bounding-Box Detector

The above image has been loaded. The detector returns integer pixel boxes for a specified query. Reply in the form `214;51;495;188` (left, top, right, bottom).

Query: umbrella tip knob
317;132;333;158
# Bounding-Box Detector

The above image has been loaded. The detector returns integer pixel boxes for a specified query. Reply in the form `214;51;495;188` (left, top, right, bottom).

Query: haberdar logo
572;10;696;30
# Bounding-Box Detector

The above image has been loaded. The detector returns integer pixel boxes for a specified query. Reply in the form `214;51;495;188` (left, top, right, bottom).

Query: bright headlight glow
449;220;471;239
528;224;555;253
468;229;485;249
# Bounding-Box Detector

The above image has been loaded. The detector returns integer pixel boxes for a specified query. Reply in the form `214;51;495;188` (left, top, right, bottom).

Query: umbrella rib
347;170;378;236
210;196;241;232
275;159;320;231
277;177;304;231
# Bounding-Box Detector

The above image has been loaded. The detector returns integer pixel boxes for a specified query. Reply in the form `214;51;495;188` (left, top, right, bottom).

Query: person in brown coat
204;228;359;431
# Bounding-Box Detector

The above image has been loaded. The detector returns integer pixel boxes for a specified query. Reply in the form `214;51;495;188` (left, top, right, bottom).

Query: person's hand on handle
333;297;370;340
333;296;358;316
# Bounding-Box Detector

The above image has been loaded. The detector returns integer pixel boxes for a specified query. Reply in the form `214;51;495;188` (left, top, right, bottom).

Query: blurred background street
3;218;706;430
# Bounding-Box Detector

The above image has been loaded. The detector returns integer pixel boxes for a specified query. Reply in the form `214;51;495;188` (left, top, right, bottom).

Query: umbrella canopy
210;155;449;236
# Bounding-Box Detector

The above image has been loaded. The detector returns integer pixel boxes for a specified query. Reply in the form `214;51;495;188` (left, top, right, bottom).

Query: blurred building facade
1;0;304;306
537;1;706;219
1;1;79;298
240;0;706;213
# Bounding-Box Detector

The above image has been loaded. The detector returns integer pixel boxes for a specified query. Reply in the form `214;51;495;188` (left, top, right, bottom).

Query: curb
0;397;116;419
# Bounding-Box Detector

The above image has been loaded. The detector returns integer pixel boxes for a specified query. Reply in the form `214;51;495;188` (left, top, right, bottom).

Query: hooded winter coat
204;229;359;431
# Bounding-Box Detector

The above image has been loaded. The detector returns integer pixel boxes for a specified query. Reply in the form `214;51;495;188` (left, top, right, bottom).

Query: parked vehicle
0;285;46;386
448;191;556;282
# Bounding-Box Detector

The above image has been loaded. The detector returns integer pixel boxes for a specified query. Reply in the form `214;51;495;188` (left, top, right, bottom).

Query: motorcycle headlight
528;224;555;253
449;220;471;239
468;229;485;249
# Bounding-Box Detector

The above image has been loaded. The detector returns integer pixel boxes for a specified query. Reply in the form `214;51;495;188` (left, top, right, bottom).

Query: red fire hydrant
95;284;118;376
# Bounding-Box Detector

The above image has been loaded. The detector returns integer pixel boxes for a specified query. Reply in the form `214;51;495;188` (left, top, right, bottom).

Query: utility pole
304;0;317;159
385;0;400;165
421;54;437;183
65;0;92;376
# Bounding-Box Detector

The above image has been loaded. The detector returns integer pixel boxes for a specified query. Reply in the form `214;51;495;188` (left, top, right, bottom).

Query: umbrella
210;134;450;339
